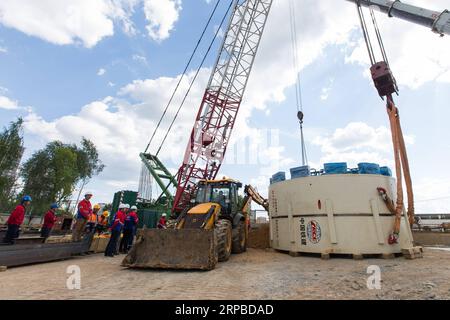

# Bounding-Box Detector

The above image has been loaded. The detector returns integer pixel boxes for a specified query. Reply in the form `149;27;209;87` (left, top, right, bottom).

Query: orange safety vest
88;213;98;223
98;215;108;226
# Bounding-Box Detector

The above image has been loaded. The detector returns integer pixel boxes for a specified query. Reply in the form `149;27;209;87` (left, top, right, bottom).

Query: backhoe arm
241;185;269;213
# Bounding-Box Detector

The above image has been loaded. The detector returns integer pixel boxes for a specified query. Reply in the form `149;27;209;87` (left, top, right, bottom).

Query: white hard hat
162;213;167;217
130;205;137;211
118;203;126;209
125;204;130;209
85;191;93;196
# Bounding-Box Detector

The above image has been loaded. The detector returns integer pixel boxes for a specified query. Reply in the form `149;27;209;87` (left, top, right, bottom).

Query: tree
72;137;105;213
0;118;24;211
20;139;104;215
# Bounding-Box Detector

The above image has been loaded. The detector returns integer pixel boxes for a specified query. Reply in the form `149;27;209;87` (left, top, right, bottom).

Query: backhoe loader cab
193;179;243;217
122;178;249;271
179;179;249;261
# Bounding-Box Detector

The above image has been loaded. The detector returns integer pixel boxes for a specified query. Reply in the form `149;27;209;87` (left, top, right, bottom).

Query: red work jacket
43;210;57;229
7;205;26;226
77;199;92;219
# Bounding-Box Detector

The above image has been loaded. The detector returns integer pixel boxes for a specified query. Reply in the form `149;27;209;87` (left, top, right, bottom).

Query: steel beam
345;0;450;36
0;233;93;267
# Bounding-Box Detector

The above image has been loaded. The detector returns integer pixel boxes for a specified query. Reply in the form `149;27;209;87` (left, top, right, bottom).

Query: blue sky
1;0;449;213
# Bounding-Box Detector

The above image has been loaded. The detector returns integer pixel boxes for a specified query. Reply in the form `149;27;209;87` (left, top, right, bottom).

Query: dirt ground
1;247;450;300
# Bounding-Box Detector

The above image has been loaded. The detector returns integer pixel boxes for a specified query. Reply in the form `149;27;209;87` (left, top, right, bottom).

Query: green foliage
21;138;104;215
77;137;105;181
0;118;24;211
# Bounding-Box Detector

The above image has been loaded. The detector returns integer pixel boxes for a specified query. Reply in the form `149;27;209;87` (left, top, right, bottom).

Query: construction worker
217;190;227;208
41;203;59;240
157;213;167;229
86;204;101;233
96;210;109;235
72;191;93;242
2;195;32;244
105;204;128;257
128;205;139;248
119;205;139;254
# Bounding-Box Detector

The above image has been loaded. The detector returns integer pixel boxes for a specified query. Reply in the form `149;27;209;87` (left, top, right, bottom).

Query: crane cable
289;0;308;166
144;0;223;154
356;2;415;244
155;0;234;157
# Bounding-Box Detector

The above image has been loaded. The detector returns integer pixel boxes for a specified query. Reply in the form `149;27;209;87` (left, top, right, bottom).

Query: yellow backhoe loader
122;178;268;270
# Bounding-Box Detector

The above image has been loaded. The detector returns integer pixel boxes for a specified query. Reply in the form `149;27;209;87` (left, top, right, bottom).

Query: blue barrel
358;163;381;175
290;165;310;179
380;166;392;177
271;171;286;184
324;162;348;174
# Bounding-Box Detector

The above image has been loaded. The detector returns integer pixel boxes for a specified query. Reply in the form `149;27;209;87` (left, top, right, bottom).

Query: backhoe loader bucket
122;228;218;270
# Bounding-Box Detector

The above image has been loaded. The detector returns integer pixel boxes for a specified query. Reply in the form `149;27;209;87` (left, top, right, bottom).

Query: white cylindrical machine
269;174;414;255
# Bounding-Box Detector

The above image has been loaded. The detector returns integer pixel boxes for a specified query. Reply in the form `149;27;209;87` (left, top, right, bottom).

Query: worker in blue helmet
41;203;59;240
2;195;32;244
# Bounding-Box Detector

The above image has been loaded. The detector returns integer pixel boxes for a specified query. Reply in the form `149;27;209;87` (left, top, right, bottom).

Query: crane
141;0;449;217
127;0;449;270
345;0;450;36
171;0;273;214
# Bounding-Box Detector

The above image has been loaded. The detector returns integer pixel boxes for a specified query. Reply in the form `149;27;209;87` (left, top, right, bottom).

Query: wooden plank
321;253;330;260
325;199;338;244
370;199;385;245
402;246;423;259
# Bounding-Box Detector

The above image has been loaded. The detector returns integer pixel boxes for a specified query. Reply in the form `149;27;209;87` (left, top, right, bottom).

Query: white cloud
97;68;106;76
22;69;211;199
414;178;450;214
132;54;148;65
242;0;450;115
320;78;334;101
312;122;415;168
21;64;293;202
343;0;450;88
0;46;7;54
0;0;181;47
0;95;19;110
0;0;117;48
143;0;182;41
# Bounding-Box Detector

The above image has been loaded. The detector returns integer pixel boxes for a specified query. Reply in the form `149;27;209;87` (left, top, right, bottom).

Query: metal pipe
345;0;450;36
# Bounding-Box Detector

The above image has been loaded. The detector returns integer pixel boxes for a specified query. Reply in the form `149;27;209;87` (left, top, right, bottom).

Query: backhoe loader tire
216;219;232;262
232;220;247;254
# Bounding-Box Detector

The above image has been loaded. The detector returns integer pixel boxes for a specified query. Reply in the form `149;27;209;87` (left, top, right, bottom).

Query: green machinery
139;153;177;208
110;153;178;228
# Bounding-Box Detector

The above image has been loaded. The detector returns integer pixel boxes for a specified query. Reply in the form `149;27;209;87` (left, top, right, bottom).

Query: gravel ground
0;248;449;300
